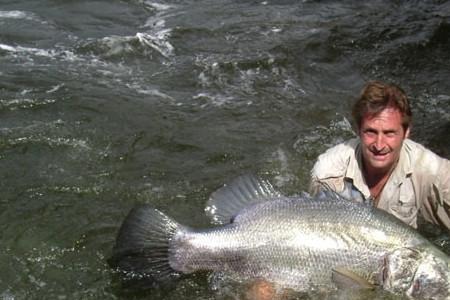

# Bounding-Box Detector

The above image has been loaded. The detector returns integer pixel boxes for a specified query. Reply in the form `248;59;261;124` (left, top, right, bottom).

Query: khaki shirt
310;138;450;231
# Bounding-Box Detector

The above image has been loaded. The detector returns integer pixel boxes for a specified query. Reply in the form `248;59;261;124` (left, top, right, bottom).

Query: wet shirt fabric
310;138;450;231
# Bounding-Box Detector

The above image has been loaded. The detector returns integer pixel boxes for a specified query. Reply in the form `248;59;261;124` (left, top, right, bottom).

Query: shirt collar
344;139;413;196
389;139;413;185
345;142;370;198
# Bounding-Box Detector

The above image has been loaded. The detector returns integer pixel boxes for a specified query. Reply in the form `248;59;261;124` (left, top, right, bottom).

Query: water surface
1;0;449;299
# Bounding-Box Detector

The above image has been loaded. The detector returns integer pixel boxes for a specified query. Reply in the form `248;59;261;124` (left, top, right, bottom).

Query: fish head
382;246;450;299
406;250;450;300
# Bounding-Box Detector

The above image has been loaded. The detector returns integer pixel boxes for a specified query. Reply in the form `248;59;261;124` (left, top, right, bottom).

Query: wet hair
352;81;412;131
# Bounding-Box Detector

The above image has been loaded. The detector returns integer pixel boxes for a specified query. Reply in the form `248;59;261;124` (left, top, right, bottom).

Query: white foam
143;1;174;11
330;116;353;133
20;89;33;95
0;98;57;111
95;35;134;57
94;31;174;59
46;84;64;94
0;44;17;52
10;136;90;151
126;83;174;101
136;31;174;58
0;10;47;24
0;43;55;58
1;42;82;66
0;290;15;300
272;148;295;187
293;115;356;157
0;10;30;19
193;93;228;107
142;1;179;29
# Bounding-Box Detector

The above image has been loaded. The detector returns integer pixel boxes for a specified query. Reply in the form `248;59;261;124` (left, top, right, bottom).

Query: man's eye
385;132;396;137
364;130;376;136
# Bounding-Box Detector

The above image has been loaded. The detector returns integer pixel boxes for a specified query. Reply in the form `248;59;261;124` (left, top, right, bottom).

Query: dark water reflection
0;0;449;299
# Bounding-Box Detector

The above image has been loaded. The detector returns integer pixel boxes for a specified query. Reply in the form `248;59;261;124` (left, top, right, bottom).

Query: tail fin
108;205;181;282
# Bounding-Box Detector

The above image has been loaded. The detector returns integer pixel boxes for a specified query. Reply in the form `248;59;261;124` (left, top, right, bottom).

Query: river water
1;0;449;299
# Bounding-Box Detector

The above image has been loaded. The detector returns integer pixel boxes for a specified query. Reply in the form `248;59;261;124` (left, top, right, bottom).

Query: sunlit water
0;0;449;299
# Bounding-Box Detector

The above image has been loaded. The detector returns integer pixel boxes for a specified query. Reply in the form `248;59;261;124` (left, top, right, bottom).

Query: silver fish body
110;175;450;299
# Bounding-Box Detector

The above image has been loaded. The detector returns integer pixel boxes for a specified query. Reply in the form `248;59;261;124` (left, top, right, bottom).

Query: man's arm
433;158;450;231
308;139;358;196
418;154;450;232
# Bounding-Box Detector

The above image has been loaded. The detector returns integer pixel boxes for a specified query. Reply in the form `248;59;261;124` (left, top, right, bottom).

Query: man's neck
364;169;390;188
363;164;397;206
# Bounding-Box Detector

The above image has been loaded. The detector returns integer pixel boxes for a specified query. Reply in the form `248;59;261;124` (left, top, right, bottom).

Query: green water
0;0;449;299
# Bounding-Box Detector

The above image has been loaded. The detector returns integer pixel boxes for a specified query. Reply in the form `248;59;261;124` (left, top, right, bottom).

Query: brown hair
352;81;412;131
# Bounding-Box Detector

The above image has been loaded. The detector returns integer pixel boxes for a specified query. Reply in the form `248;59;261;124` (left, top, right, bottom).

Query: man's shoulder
311;138;359;179
404;139;449;175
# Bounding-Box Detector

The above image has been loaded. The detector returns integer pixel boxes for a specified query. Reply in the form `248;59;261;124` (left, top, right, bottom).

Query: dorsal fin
205;174;282;225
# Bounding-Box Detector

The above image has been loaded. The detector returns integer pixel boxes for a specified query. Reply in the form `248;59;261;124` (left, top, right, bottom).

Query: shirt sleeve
309;174;322;196
309;141;354;195
433;158;450;231
418;153;450;232
310;165;344;195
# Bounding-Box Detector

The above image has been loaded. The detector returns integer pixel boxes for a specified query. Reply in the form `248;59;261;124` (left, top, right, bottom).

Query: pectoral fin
332;267;375;290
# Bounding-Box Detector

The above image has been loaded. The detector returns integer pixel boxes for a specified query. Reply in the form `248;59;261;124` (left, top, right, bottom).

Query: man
310;80;450;231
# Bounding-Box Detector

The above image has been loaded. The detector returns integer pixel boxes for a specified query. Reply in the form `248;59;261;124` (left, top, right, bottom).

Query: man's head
352;81;412;175
352;81;412;132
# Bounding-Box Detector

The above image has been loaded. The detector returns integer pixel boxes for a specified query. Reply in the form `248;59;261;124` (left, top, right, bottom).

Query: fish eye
411;278;421;293
409;275;440;299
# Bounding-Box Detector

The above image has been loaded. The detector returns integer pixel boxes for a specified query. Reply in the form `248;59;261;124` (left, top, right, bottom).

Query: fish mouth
382;246;450;299
405;252;450;299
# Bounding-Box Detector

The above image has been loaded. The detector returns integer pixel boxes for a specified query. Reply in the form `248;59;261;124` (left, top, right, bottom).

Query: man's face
359;107;409;175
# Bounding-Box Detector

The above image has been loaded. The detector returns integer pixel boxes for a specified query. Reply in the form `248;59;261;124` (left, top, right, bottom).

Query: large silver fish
109;175;450;299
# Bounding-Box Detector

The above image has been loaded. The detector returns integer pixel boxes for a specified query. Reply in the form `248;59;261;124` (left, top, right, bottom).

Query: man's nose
374;134;386;150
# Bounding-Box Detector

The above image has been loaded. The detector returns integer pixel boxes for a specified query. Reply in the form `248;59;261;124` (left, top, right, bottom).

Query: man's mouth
371;151;390;160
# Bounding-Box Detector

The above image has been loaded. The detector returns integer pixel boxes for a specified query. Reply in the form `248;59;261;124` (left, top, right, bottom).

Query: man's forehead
362;107;403;123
